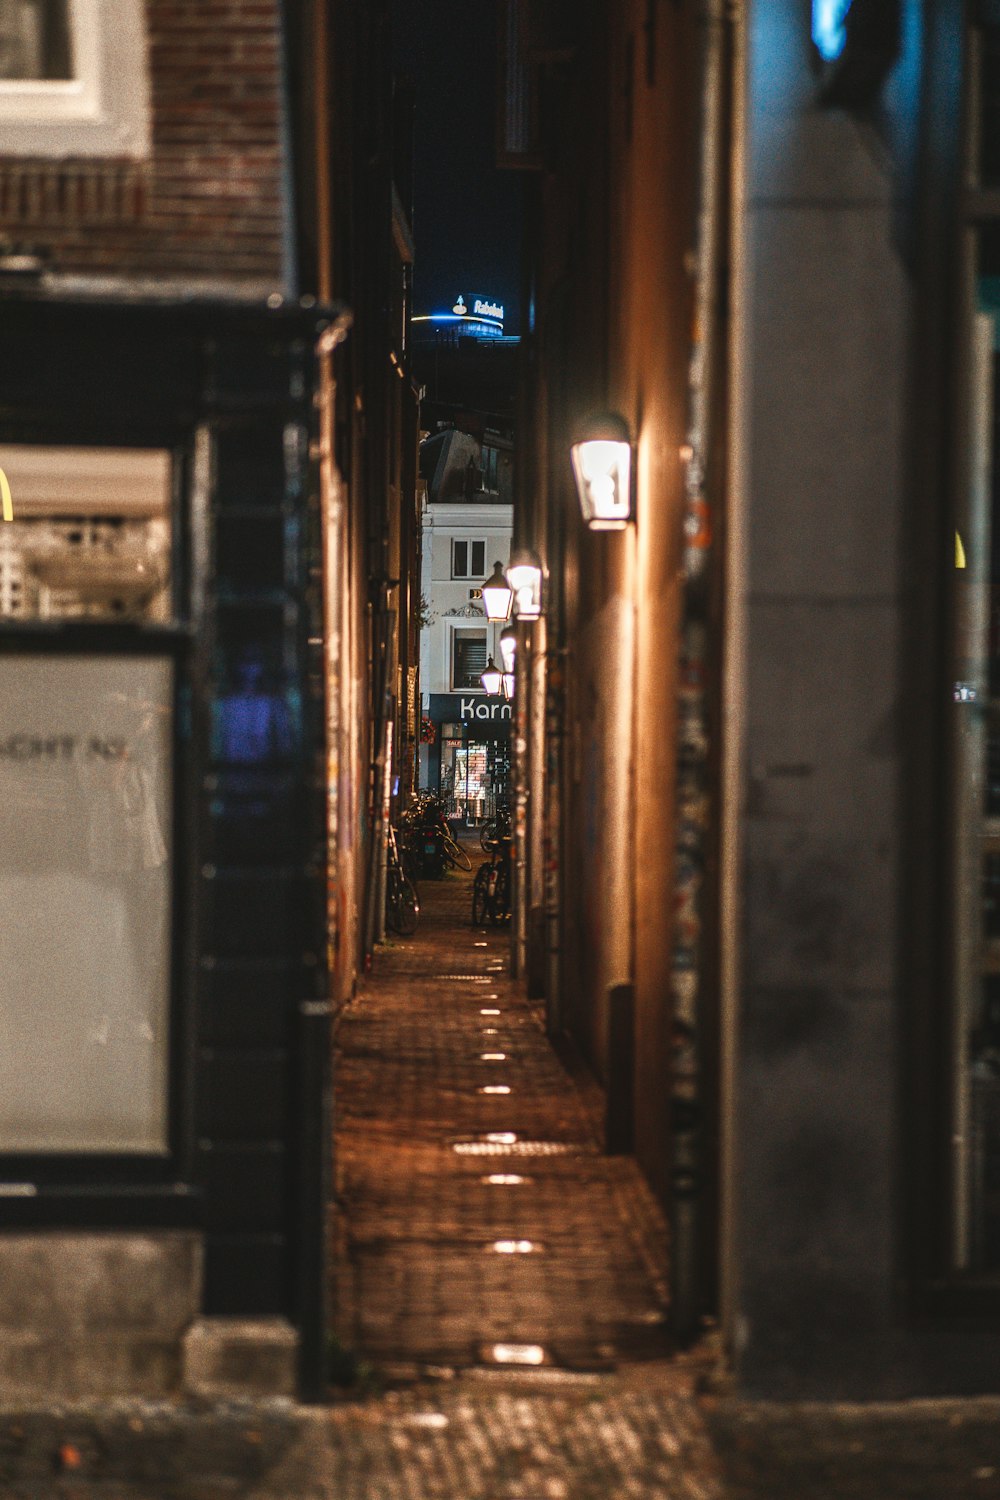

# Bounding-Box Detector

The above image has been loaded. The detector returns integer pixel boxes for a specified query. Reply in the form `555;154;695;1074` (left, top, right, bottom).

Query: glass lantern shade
505;551;543;619
503;673;516;700
481;560;513;622
570;415;633;530
499;624;517;675
480;656;503;695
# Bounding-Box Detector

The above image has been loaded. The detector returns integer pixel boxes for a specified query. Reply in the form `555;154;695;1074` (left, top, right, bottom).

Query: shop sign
428;693;513;735
459;697;512;722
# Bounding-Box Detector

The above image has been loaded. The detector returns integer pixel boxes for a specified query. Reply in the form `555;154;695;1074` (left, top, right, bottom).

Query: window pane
453;540;468;578
0;654;173;1153
0;0;72;81
471;540;486;577
453;631;487;689
0;447;173;624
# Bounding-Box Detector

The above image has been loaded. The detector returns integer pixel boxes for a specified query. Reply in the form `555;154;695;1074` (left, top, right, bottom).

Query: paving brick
331;846;673;1375
0;845;995;1496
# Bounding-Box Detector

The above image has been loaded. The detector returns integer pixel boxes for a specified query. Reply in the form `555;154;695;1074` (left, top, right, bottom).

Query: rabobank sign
472;298;503;323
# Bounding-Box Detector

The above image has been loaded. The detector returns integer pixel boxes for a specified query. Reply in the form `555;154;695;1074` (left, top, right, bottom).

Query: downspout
511;619;529;979
669;0;732;1345
718;0;747;1373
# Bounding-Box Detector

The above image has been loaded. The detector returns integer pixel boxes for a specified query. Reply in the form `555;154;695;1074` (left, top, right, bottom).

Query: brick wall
0;0;289;288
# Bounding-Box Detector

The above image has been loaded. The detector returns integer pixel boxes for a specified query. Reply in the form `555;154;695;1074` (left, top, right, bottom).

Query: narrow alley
332;850;674;1376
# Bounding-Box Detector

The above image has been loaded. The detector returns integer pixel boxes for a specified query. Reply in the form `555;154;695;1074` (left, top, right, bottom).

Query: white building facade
418;449;513;821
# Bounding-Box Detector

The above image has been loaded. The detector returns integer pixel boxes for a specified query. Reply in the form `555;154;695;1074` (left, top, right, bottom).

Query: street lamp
482;560;513;622
505;550;543;620
569;413;633;530
498;624;517;675
499;626;517;701
480;656;503;695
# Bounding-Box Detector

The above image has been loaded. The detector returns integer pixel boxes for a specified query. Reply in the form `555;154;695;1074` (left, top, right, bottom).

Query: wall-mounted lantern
499;624;517;675
503;674;516;700
482;559;513;621
505;549;543;620
480;656;503;695
569;413;633;530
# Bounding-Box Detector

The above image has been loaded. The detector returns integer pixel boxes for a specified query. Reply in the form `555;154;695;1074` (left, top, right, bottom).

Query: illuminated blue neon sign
812;0;852;62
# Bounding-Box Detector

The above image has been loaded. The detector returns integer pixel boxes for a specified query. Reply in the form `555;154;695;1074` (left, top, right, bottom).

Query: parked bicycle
472;834;511;926
480;805;512;854
401;793;471;874
386;823;419;935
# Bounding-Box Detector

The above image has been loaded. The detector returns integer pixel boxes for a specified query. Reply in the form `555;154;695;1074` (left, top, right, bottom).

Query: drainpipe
527;617;548;1004
718;0;747;1363
511;622;529;978
669;0;731;1346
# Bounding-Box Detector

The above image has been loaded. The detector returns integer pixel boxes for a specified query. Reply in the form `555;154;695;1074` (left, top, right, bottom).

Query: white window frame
450;626;487;692
0;0;151;157
452;537;487;580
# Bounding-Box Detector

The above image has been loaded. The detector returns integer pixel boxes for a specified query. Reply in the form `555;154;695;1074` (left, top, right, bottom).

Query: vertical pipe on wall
719;0;748;1364
528;616;548;1002
669;0;732;1344
511;621;529;978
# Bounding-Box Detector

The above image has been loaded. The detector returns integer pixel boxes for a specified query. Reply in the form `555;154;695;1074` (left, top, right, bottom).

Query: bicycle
442;827;473;871
471;835;511;926
480;807;511;854
406;793;473;871
386;824;419;935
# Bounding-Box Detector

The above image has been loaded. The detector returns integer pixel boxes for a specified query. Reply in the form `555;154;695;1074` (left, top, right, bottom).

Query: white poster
0;655;173;1153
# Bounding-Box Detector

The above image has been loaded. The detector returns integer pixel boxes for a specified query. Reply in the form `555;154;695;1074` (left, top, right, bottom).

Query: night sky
389;0;524;335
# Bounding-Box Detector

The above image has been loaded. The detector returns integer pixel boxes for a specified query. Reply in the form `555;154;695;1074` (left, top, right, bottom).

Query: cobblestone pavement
5;847;1000;1496
331;847;674;1376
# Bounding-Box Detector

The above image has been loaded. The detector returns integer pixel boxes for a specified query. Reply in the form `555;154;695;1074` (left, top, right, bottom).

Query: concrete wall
0;1233;298;1402
733;0;918;1396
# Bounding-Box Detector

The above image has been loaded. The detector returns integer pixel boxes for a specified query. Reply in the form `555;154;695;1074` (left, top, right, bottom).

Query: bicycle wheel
386;870;405;934
396;875;419;935
472;863;491;925
480;819;498;854
444;835;473;872
491;860;511;924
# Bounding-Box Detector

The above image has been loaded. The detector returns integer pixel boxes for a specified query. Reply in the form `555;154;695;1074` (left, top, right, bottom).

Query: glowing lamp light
480;656;503;695
499;625;517;675
570;414;633;530
505;550;543;619
481;560;513;622
812;0;850;61
503;674;516;700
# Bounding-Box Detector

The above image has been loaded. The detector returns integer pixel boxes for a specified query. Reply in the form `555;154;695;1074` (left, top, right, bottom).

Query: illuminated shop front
426;691;511;823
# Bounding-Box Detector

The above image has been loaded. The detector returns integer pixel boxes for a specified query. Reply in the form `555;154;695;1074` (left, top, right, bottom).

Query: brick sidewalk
2;849;999;1496
331;848;674;1377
